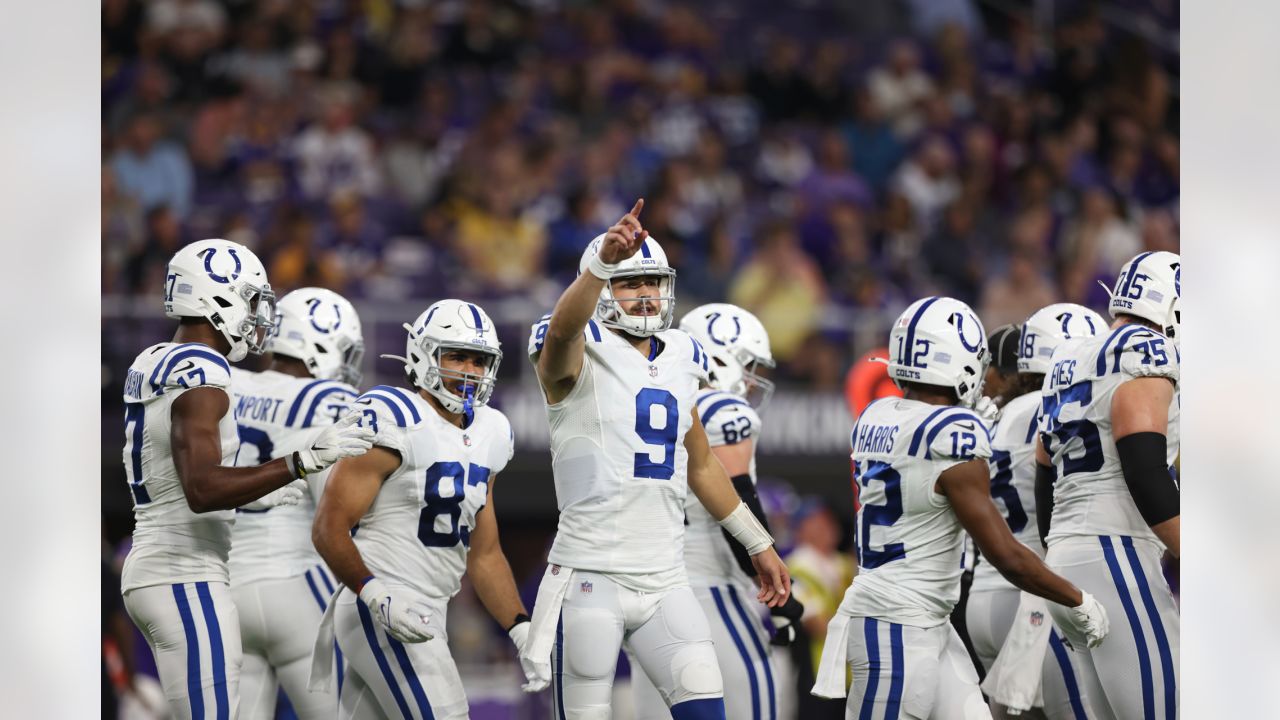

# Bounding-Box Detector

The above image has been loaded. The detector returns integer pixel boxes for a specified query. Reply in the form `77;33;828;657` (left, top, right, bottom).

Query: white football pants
124;581;243;720
632;582;778;720
232;564;342;719
844;618;988;720
1046;536;1179;720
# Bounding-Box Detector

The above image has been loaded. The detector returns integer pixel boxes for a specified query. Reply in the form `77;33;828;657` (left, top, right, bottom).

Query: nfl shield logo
551;565;561;576
1030;611;1044;626
463;435;472;447
580;581;593;594
649;365;659;377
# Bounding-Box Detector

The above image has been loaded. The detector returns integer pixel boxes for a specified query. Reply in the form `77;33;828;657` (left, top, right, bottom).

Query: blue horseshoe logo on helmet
706;312;742;346
1174;263;1181;297
202;247;242;284
306;298;342;334
954;312;982;352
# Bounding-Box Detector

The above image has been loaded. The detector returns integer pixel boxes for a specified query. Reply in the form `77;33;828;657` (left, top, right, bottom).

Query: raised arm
536;199;648;404
685;409;791;606
1112;376;1179;557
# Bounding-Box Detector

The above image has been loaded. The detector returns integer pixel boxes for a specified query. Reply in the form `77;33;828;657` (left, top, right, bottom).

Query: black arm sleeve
1035;462;1056;549
721;473;773;577
1116;432;1179;526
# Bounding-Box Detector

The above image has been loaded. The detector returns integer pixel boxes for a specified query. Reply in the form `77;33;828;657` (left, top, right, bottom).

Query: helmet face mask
164;239;275;362
388;300;503;416
581;234;677;338
887;297;990;408
267;288;365;385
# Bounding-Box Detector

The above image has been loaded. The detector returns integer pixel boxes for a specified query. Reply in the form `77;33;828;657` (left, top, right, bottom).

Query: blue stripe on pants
727;586;775;720
1122;536;1177;719
1048;631;1089;720
386;636;435;719
1101;535;1154;720
885;622;903;720
356;600;415;719
710;587;759;720
554;611;567;720
194;582;229;720
172;584;205;720
671;697;727;719
859;618;881;720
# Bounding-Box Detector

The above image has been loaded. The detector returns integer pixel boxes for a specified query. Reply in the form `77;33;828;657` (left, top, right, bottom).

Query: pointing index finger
630;198;645;219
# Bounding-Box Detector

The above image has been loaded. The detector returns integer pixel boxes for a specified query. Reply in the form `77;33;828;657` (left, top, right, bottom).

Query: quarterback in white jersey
311;299;543;719
812;296;1109;719
1035;252;1181;720
228;287;364;719
632;303;802;720
522;200;791;720
967;305;1104;720
120;239;373;720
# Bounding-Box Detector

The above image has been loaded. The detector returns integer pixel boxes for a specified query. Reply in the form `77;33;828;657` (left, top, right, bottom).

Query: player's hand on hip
750;546;792;608
598;198;649;264
359;577;434;643
298;413;375;474
509;620;551;692
240;478;307;510
1061;591;1109;649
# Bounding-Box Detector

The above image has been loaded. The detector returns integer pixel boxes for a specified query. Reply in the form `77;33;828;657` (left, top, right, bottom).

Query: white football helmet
268;288;365;386
578;234;677;337
886;296;989;408
679;303;777;408
1018;303;1107;375
164;239;276;362
383;299;502;415
1104;251;1180;345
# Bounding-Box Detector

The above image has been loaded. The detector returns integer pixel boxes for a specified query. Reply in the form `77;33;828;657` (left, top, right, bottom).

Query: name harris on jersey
854;421;900;455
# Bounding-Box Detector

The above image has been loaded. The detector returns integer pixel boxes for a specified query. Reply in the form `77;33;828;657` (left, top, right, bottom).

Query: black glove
769;594;805;646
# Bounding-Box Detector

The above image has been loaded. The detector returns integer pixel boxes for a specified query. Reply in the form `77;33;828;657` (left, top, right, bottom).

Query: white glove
297;414;375;475
358;578;434;643
511;621;551;693
974;395;1002;425
1059;591;1109;649
240;478;307;511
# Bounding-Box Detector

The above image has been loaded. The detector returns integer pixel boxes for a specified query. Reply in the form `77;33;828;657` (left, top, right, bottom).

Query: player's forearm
184;459;297;512
688;455;740;520
1152;516;1179;558
312;514;375;594
547;271;606;343
468;550;528;629
989;542;1082;608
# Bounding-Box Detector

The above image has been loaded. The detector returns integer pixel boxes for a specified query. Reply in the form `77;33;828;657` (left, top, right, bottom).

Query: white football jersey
837;397;992;628
351;385;513;600
970;391;1042;593
683;389;761;586
527;317;710;592
1041;323;1180;546
120;342;240;592
228;369;358;587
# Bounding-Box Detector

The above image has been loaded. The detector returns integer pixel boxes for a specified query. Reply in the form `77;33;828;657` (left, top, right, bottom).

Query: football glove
296;414;375;475
358;578;434;643
240;478;307;511
508;620;551;693
769;595;805;646
1059;591;1109;649
974;395;1001;425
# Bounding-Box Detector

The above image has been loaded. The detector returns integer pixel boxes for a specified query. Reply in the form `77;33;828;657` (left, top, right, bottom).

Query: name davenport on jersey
121;342;240;592
1041;323;1180;545
843;397;992;627
351;384;514;599
527;315;710;590
229;369;358;587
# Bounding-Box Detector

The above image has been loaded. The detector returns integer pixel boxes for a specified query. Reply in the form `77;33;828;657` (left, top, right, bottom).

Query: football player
228;287;365;718
120;239;373;719
967;304;1104;719
811;296;1109;718
630;303;802;720
1035;252;1181;719
310;299;543;719
521;200;791;720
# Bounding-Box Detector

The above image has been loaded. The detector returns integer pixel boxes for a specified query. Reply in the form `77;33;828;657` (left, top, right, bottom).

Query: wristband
284;451;307;479
507;613;531;632
356;575;376;593
718;502;774;555
587;252;619;280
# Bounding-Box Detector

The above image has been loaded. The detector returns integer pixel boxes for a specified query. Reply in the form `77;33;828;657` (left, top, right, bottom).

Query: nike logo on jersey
956;422;976;431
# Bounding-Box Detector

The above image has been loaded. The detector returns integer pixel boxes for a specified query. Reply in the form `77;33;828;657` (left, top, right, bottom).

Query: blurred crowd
103;0;1179;392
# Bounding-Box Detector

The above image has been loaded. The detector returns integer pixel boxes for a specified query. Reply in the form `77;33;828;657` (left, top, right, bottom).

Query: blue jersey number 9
634;388;678;480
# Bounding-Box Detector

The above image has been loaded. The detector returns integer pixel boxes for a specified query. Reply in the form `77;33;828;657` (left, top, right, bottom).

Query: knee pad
670;697;726;720
563;609;623;680
667;643;722;704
